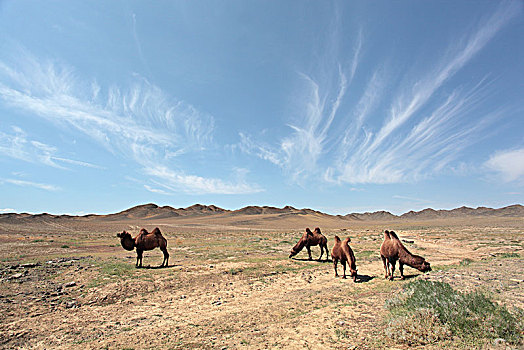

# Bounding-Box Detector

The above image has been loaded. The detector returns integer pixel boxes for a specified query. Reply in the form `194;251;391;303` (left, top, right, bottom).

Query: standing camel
117;227;169;267
289;227;329;261
331;236;358;281
380;230;431;280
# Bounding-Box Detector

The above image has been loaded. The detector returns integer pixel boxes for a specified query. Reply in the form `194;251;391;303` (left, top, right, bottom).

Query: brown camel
380;230;431;280
289;227;329;261
331;236;358;281
117;227;169;267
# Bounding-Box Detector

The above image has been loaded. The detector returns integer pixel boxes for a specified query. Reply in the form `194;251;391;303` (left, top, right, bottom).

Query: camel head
350;267;358;282
411;255;431;272
117;230;135;251
289;233;307;258
420;260;431;272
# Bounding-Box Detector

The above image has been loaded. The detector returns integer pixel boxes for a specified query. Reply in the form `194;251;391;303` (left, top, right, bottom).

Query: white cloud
239;66;351;183
0;208;15;213
484;148;524;183
243;1;520;186
0;126;100;169
51;157;103;169
144;185;172;195
145;166;263;195
0;49;260;195
238;132;283;167
4;179;60;191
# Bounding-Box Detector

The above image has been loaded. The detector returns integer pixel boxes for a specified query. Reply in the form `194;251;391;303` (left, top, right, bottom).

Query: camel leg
136;249;143;268
306;246;312;260
318;245;324;261
389;260;396;281
161;248;169;267
381;255;389;279
399;262;405;280
342;261;347;279
333;258;339;277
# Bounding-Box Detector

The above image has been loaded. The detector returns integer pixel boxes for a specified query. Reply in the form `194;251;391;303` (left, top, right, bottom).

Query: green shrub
496;252;520;258
384;280;522;346
459;258;473;266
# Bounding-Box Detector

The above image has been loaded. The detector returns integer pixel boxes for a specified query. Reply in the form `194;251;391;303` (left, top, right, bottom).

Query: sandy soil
0;217;522;349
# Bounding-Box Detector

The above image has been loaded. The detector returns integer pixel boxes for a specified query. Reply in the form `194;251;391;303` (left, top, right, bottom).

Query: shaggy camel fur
380;230;431;280
117;227;169;267
289;227;329;261
331;236;358;281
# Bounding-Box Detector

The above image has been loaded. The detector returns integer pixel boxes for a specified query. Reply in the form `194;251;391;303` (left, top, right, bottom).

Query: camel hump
314;227;321;234
334;235;341;242
384;230;391;239
152;227;162;235
389;230;399;240
305;227;312;234
343;237;351;244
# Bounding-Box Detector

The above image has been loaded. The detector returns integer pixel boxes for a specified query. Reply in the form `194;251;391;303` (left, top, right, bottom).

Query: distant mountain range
350;204;524;220
1;203;523;222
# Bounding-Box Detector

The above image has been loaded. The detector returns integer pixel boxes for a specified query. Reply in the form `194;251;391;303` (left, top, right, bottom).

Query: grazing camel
117;227;169;267
289;227;329;261
380;230;431;280
331;236;358;281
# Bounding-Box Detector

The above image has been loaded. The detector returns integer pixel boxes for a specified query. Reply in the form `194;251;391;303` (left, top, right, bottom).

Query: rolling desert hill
0;203;522;231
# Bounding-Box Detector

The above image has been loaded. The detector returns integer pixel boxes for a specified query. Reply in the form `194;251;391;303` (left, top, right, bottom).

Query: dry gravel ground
0;217;522;349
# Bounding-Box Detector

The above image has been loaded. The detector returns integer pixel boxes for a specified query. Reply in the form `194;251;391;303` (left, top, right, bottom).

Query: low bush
384;279;522;347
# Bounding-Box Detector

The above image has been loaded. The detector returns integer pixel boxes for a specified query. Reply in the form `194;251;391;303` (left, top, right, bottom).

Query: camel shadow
136;264;178;270
355;274;374;283
386;274;419;281
399;274;419;280
291;258;332;263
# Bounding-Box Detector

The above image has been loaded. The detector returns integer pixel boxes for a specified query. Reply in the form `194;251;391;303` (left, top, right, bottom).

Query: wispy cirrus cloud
239;42;357;183
328;1;520;185
362;2;518;159
0;49;261;195
146;166;263;195
0;126;101;169
242;1;521;186
144;184;172;195
3;178;60;191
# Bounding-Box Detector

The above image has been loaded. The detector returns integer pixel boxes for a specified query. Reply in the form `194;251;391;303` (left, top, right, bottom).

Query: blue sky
0;1;523;215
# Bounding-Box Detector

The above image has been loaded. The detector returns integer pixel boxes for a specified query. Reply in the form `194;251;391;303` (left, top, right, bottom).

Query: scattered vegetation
384;279;522;347
356;250;375;258
495;252;520;258
459;258;473;266
87;259;139;287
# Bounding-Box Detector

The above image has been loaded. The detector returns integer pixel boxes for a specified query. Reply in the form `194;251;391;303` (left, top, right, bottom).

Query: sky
0;1;523;216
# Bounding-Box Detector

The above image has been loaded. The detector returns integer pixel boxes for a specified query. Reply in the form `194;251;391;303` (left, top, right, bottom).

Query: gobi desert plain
0;203;523;349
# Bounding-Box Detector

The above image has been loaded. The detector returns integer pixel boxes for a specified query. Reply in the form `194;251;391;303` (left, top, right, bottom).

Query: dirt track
0;217;522;349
